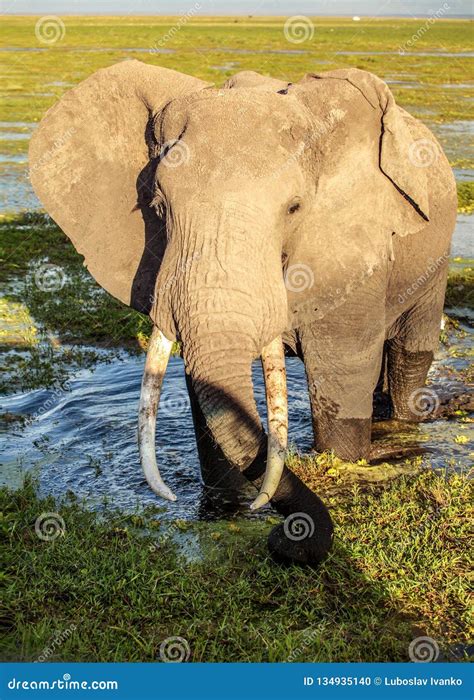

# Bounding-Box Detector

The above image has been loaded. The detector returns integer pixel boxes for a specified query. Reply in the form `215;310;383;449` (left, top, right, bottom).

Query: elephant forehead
160;91;307;146
158;92;308;179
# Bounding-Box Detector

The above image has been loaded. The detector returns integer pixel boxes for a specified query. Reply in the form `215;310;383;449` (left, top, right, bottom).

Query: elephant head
29;61;436;563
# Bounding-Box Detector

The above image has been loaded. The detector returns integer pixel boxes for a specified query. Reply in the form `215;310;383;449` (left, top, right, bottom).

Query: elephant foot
267;518;332;567
314;416;372;462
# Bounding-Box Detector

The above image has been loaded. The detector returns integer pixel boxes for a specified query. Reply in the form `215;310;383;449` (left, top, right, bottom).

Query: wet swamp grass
1;472;472;662
1;16;473;126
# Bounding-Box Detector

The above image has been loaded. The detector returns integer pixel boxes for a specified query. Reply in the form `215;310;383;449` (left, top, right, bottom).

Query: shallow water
336;50;474;57
0;356;307;519
1;319;471;521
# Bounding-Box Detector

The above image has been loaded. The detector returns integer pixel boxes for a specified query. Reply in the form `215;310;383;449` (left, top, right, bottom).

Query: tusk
250;336;288;510
138;326;177;502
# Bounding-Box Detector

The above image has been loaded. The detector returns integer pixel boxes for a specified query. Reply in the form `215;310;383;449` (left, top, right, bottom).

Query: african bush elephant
29;60;456;565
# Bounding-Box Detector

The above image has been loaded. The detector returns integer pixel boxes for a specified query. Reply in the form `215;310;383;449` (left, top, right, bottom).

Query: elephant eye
287;202;301;215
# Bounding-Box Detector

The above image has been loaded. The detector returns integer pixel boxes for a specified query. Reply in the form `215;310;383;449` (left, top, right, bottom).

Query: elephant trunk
178;287;288;493
181;316;265;472
149;208;290;503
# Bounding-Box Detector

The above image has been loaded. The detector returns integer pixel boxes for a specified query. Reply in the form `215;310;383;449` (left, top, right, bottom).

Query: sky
2;0;472;17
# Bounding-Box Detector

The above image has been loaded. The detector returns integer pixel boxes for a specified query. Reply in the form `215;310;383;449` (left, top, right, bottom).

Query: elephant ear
299;68;431;227
283;68;434;325
29;60;211;313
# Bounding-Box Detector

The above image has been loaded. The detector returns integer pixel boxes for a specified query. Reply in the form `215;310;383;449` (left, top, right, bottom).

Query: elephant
29;60;457;566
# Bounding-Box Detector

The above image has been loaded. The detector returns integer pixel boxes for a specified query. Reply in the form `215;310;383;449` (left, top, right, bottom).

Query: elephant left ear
301;68;432;230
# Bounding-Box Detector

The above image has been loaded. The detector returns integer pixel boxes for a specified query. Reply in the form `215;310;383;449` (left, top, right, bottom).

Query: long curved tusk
138;326;177;502
250;336;288;510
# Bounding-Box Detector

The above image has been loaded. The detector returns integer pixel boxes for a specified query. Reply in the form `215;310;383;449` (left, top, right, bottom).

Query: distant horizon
2;0;472;19
3;13;473;18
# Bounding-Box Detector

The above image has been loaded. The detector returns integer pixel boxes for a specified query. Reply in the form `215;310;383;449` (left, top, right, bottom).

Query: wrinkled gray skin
29;62;457;565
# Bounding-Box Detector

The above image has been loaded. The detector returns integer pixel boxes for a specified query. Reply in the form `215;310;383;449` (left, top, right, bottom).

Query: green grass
0;212;153;392
0;212;152;346
457;181;474;214
445;267;474;310
1;16;473;124
1;472;471;662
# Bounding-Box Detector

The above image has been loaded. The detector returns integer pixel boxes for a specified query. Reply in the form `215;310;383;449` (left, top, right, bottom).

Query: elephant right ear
29;60;211;313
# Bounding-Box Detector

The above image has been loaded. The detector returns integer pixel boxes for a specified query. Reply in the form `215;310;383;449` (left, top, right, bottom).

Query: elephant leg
386;342;433;420
186;376;334;565
387;290;444;421
298;315;385;462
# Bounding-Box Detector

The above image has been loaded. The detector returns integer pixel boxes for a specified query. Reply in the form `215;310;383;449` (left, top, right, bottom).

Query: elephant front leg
299;321;385;462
